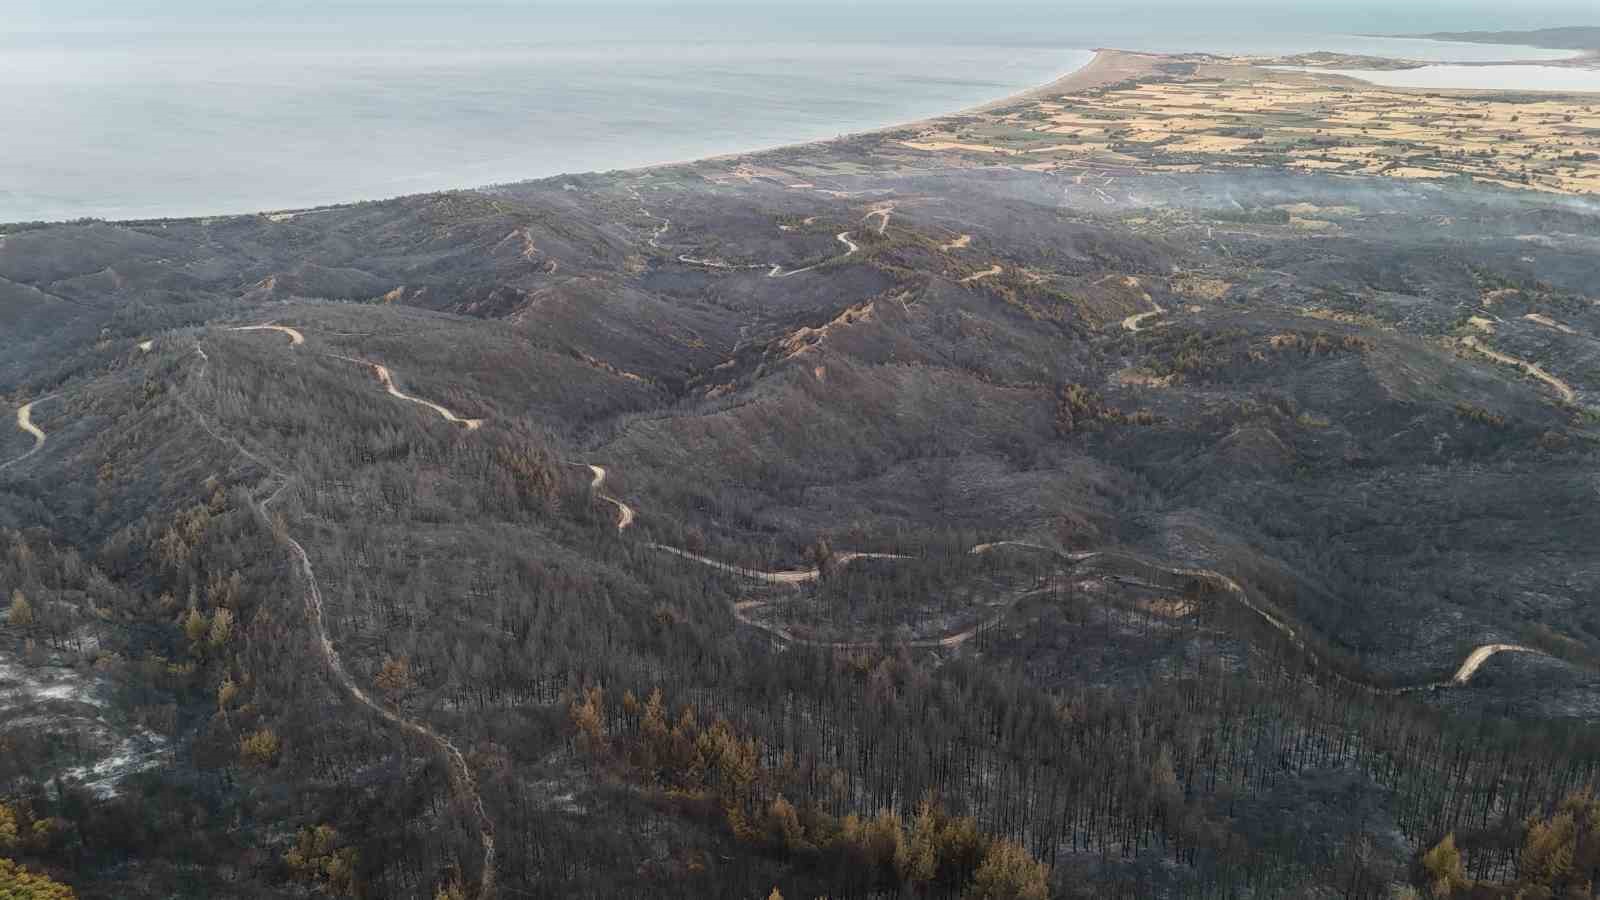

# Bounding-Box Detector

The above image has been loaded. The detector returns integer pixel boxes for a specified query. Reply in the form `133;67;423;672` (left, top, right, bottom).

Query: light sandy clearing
138;340;154;353
940;234;972;251
230;324;306;346
960;265;1002;284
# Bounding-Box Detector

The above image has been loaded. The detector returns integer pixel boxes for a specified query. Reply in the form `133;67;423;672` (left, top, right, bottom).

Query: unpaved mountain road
185;335;498;898
959;264;1003;284
230;324;306;346
1121;307;1165;332
1460;335;1578;405
235;326;485;429
586;464;635;530
1450;643;1537;684
628;498;1550;691
864;204;894;235
733;583;1062;652
327;355;484;430
267;485;498;899
631;181;860;278
0;396;59;473
1524;313;1577;336
644;543;910;583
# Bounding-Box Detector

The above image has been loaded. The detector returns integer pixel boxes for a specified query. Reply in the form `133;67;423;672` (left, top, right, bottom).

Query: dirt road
268;485;498;898
586;464;635;530
1523;313;1577;335
1450;643;1537;684
0;396;58;473
1460;335;1577;404
960;265;1002;284
864;205;894;235
645;519;1537;689
230;324;306;346
646;543;909;583
633;181;857;278
1122;304;1165;332
734;583;1060;651
766;233;860;278
184;341;497;897
329;355;485;430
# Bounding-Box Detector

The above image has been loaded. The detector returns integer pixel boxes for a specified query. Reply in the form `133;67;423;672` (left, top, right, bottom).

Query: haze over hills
1400;26;1600;50
3;25;1600;900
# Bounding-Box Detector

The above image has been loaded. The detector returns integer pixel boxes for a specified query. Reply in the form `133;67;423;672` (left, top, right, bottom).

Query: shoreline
3;49;1144;230
623;48;1158;176
4;44;1588;230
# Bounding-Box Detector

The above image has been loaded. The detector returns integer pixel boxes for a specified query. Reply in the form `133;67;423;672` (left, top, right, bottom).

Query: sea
1;2;1588;223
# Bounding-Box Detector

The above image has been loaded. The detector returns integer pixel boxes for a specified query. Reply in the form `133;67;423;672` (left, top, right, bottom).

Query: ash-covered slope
3;127;1600;898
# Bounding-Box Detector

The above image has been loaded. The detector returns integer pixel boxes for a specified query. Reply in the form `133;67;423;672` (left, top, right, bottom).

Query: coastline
624;48;1152;176
3;49;1130;229
6;43;1589;229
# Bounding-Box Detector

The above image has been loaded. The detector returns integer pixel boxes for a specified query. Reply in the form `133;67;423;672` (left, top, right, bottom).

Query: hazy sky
7;0;1597;37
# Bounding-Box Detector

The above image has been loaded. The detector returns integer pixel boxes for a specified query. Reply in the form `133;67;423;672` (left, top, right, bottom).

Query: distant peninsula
1396;25;1600;51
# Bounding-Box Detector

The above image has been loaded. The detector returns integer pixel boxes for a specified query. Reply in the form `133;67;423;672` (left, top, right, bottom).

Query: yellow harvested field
1171;275;1232;300
894;52;1600;196
1162;135;1259;153
901;140;1018;155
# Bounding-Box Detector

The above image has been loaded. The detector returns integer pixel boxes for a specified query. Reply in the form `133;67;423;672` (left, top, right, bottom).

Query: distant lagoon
1273;63;1600;92
0;12;1585;223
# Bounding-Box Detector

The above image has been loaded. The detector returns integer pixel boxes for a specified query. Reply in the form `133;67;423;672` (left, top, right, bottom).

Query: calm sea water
1;4;1585;223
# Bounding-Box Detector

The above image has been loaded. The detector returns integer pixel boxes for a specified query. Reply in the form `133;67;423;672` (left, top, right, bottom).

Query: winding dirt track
143;295;1565;892
732;584;1061;651
0;396;58;473
643;543;910;584
864;204;894;236
586;465;635;530
630;183;859;278
1121;308;1164;332
230;324;306;346
327;355;484;430
1524;313;1577;336
1451;643;1537;684
624;499;1546;689
1460;335;1577;404
959;265;1003;284
184;337;497;898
